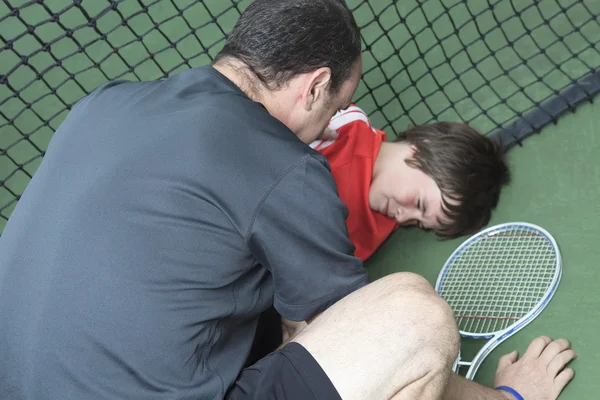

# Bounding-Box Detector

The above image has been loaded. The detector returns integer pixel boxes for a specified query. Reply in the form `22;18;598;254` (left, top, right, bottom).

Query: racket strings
438;226;558;334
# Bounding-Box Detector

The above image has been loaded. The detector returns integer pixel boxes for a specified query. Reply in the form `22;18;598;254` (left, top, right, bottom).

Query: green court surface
366;100;600;398
1;0;599;398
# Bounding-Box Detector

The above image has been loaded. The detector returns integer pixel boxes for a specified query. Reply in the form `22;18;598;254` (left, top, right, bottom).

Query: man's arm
444;336;576;400
444;374;511;400
246;155;368;322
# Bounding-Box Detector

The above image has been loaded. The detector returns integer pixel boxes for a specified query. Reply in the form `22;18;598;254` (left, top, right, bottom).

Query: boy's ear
407;144;419;157
408;140;430;156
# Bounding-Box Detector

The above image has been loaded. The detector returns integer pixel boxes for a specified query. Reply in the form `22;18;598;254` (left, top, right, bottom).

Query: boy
311;105;510;261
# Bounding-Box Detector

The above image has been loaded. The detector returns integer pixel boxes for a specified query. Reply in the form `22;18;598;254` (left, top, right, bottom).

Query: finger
547;349;577;376
320;128;338;141
540;339;571;363
497;350;519;370
553;367;575;395
522;336;552;359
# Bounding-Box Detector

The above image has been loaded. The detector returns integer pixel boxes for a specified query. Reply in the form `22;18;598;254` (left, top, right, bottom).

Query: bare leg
293;272;460;400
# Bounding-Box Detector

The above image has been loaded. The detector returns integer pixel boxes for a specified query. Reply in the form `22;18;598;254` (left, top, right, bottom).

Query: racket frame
435;222;562;380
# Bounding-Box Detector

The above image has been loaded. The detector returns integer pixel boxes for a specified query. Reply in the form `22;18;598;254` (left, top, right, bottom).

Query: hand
318;127;338;141
281;318;308;344
494;336;576;400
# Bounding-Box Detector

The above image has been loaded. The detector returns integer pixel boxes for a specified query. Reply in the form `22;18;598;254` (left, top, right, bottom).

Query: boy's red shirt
311;106;399;261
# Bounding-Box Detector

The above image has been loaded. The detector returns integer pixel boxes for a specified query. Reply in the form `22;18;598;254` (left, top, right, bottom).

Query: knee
375;272;439;302
421;296;460;371
376;272;460;365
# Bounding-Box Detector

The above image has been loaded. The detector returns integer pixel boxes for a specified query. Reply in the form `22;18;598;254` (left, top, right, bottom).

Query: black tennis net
1;0;600;228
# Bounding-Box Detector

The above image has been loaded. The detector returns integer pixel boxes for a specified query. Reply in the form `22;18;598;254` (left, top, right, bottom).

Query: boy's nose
394;208;419;226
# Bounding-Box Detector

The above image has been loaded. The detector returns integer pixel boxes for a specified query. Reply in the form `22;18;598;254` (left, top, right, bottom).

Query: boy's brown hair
394;122;510;238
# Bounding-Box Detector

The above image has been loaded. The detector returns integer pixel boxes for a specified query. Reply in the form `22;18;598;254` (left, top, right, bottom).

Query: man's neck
212;59;298;135
213;59;263;102
213;59;293;128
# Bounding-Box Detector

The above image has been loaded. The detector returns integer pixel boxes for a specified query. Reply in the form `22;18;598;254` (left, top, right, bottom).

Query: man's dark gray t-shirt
0;66;368;399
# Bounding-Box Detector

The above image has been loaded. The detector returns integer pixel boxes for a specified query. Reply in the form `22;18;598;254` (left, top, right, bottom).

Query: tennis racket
435;222;562;380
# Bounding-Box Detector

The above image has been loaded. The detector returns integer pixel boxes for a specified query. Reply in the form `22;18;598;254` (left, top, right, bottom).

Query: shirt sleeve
246;154;370;321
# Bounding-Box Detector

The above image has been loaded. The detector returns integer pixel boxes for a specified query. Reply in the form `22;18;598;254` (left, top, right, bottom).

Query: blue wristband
495;386;525;400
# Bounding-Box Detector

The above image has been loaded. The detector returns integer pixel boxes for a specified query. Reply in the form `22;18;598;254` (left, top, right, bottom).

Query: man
0;1;575;399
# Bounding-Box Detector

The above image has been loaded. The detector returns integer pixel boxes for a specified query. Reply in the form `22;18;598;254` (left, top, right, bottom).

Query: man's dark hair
214;0;362;94
394;123;511;239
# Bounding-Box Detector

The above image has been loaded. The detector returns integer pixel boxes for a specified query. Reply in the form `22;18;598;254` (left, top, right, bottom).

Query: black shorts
227;342;342;400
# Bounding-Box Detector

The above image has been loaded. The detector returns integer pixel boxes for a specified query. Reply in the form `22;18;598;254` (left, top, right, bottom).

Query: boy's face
369;144;450;230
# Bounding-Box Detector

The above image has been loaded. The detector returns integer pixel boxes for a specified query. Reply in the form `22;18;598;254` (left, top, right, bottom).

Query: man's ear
302;67;332;111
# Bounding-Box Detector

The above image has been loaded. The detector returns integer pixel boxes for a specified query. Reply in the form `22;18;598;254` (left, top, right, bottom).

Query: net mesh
437;225;559;334
1;0;600;230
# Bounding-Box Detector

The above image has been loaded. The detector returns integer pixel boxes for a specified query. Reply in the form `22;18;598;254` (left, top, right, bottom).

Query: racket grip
495;386;525;400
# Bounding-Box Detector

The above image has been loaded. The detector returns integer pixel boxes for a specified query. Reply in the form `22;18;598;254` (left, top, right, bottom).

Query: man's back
0;66;367;399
